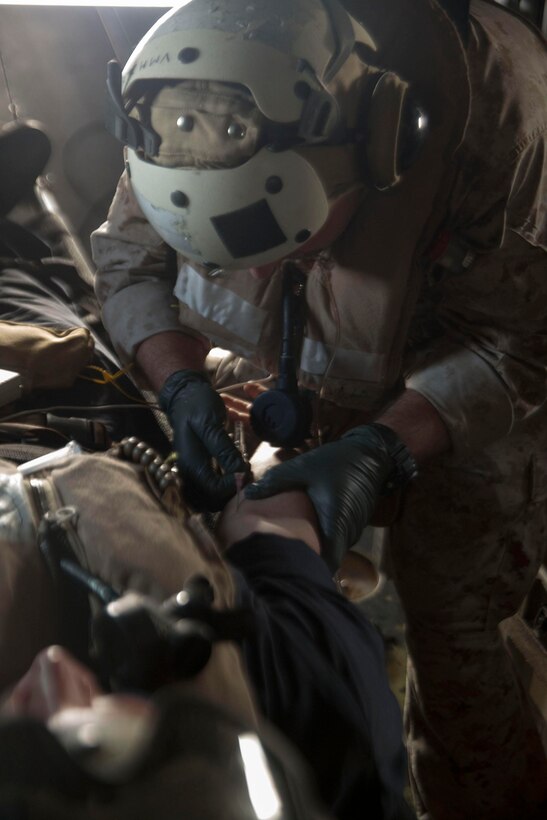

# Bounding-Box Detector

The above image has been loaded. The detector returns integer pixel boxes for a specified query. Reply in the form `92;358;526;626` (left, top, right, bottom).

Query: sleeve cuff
101;281;184;362
405;345;515;452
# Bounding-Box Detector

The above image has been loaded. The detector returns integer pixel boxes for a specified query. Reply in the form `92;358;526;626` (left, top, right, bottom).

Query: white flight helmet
106;0;376;268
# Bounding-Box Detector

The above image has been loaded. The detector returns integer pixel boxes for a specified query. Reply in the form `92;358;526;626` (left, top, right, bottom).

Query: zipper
26;475;88;573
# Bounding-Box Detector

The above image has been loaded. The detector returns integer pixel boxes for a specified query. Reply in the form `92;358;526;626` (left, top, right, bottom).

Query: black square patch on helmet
211;200;287;259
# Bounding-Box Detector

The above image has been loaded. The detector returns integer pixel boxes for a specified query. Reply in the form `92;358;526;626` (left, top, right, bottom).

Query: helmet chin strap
105;61;160;156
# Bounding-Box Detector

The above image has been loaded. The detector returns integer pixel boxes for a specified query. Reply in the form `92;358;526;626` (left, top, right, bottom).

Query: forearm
376;387;451;464
216;489;322;555
136;330;211;391
92;170;184;363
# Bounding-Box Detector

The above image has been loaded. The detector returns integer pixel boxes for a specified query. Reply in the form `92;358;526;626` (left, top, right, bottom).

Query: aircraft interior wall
0;5;167;251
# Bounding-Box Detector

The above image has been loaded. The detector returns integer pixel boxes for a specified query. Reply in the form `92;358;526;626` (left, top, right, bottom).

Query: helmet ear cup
365;71;428;191
250;388;313;449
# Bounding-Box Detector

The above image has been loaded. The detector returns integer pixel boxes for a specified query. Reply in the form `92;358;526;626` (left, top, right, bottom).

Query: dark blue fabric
227;534;413;820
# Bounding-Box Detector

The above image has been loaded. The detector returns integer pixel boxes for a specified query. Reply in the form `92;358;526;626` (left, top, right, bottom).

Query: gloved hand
245;423;417;569
159;369;249;511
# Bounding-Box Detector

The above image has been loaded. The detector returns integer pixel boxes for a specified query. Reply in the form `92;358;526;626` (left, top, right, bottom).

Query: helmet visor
127;145;330;268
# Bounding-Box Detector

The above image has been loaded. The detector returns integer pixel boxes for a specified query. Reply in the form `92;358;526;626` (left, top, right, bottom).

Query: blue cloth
227;534;413;820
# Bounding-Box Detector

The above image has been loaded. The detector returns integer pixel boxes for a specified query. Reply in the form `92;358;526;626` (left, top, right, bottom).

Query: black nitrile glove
245;423;417;569
159;369;249;511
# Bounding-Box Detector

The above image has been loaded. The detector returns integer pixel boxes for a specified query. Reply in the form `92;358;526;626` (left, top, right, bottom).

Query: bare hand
220;381;268;426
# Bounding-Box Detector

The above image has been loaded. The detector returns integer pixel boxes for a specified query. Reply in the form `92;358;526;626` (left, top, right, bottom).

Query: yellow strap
78;365;149;405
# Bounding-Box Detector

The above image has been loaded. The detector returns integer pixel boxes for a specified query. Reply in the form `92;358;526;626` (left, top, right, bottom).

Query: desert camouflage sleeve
91;169;184;363
403;0;547;454
405;137;547;453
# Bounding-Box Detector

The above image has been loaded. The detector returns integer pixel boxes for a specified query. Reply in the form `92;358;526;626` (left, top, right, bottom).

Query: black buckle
105;60;160;157
298;88;342;144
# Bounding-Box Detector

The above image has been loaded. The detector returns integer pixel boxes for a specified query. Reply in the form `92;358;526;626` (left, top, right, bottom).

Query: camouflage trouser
390;411;547;820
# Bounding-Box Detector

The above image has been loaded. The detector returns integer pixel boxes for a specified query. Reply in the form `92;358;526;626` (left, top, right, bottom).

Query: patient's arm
216;489;322;555
216;442;380;602
216;440;322;553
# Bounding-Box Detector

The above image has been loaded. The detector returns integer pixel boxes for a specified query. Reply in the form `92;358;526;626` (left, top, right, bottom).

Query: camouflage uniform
391;408;547;820
91;1;547;817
